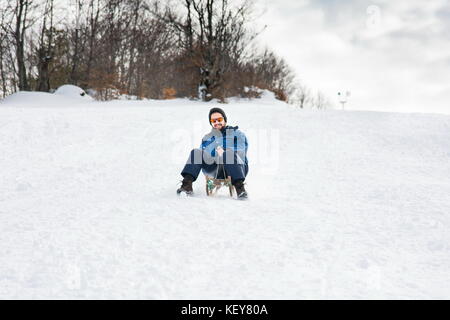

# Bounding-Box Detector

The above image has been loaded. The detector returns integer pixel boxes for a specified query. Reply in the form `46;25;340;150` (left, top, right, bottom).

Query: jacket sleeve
200;135;217;157
227;130;247;163
233;130;248;153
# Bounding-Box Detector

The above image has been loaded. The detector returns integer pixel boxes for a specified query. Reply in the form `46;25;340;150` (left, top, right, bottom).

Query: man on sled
177;107;249;199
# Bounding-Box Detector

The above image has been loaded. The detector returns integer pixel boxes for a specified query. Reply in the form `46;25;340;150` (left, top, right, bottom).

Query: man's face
210;112;226;130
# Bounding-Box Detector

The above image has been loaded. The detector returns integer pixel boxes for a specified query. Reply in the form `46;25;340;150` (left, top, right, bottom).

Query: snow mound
0;89;93;108
258;89;278;101
54;85;93;101
0;91;66;107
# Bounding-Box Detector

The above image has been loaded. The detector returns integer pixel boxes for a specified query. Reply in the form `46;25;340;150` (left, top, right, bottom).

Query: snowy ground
1;90;450;299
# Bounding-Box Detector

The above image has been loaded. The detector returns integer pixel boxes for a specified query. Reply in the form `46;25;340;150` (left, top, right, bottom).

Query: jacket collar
211;125;239;134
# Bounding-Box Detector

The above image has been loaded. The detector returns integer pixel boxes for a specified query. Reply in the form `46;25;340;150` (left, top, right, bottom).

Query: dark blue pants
181;148;248;183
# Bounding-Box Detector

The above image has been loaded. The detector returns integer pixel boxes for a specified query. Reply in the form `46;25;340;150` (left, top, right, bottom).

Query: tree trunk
15;0;30;91
69;28;80;85
0;48;8;97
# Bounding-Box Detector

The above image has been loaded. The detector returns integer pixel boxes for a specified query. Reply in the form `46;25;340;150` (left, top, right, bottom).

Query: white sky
254;0;450;114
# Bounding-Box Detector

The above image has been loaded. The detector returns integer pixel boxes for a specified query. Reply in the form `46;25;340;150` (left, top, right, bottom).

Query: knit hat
208;107;227;125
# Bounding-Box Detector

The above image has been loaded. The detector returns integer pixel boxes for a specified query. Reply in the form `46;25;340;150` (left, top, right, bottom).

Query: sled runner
204;162;234;197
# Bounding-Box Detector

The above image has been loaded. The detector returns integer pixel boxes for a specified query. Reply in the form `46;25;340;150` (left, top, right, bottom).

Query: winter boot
177;174;194;195
233;180;248;199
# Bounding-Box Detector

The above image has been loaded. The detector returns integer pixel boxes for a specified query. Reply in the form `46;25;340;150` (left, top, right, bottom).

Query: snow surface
1;91;450;299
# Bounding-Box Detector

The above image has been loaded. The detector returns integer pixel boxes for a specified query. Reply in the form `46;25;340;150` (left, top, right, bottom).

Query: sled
205;175;234;197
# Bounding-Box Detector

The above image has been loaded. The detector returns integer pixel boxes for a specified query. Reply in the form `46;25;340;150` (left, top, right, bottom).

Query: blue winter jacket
200;126;248;165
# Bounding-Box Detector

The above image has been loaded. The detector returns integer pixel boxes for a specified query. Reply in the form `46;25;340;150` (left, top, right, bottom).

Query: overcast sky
255;0;450;114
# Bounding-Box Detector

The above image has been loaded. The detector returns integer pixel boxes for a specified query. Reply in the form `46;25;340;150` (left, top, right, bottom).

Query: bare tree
161;0;257;101
293;83;312;109
68;0;83;85
313;91;331;110
11;0;37;91
237;48;295;102
35;0;55;92
0;8;14;96
84;0;102;88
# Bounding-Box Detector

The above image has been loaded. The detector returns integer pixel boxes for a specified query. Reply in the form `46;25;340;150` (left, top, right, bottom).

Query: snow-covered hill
1;90;449;299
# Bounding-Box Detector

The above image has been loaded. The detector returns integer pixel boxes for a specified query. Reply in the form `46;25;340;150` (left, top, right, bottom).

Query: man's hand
216;146;224;157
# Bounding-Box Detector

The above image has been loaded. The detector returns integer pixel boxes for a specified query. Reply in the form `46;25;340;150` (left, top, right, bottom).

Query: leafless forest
1;0;326;107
